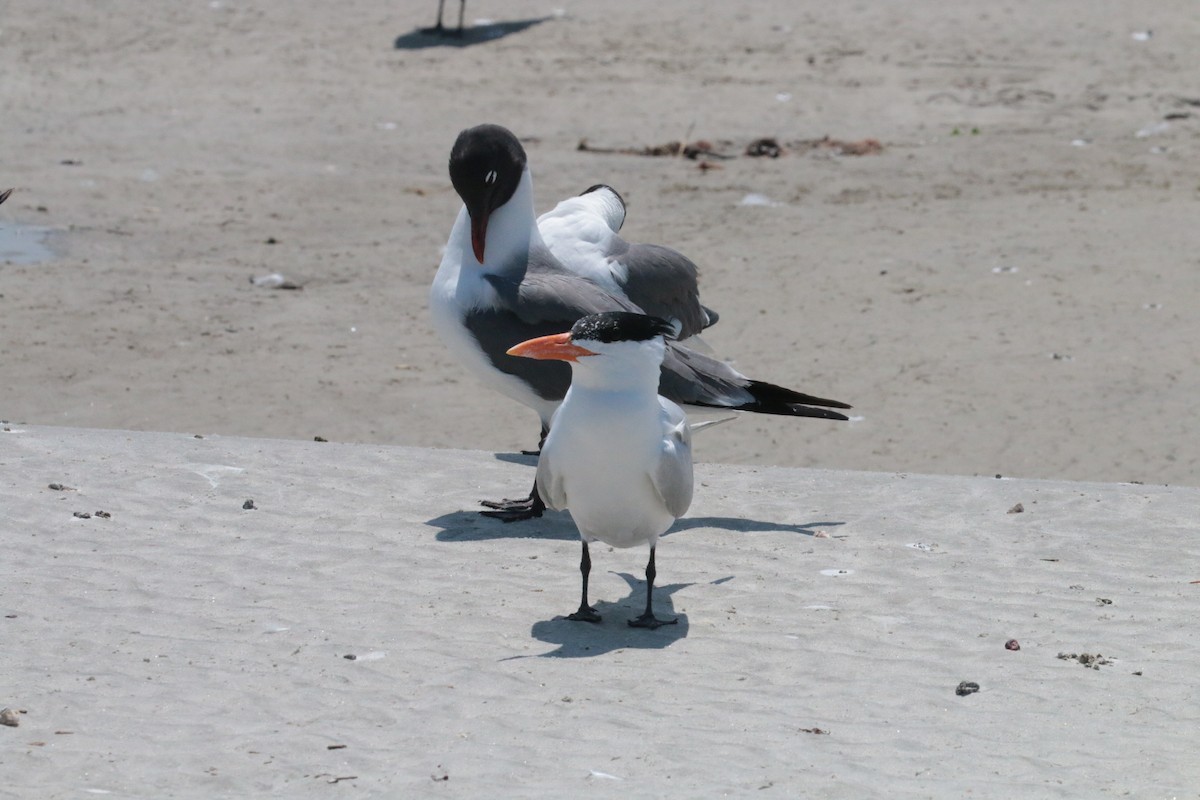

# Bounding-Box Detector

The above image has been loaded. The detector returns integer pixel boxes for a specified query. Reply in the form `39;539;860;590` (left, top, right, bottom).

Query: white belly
543;395;674;548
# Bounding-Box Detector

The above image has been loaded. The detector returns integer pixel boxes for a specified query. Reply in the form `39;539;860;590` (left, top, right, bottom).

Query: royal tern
509;311;690;628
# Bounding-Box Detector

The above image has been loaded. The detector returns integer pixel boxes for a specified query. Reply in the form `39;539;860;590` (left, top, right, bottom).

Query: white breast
542;387;675;548
428;207;560;426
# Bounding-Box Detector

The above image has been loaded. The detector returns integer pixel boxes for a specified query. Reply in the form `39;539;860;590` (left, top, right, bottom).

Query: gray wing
466;255;641;402
612;243;717;339
658;344;757;408
659;343;851;419
650;397;694;518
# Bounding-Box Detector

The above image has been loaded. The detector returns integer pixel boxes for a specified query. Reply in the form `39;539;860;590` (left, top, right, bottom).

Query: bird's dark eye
485;169;498;185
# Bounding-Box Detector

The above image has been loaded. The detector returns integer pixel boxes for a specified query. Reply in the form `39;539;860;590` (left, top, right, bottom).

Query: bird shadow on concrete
394;16;553;50
492;451;538;467
506;572;706;659
426;510;843;543
670;517;844;538
428;508;580;541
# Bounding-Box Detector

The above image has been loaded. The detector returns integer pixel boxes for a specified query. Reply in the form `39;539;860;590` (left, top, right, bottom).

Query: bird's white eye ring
485;169;498;185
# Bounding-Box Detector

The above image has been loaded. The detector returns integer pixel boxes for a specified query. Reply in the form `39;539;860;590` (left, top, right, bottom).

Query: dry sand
1;1;1198;485
4;425;1200;797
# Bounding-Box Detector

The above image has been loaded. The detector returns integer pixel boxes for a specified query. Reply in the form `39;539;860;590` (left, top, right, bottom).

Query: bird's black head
570;312;677;344
449;124;526;263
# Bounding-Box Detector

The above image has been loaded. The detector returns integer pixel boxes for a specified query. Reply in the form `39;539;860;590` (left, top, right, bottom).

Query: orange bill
507;332;598;362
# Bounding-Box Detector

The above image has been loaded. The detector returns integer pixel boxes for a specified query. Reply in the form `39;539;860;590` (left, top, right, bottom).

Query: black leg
429;0;465;37
520;423;549;457
479;478;546;522
628;546;677;629
567;541;601;622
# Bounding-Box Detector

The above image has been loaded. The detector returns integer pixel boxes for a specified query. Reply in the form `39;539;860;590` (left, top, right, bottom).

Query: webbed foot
567;605;601;623
479;490;545;522
628;612;677;630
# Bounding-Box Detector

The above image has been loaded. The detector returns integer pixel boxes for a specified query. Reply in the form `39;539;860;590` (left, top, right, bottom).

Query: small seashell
738;193;782;208
250;272;286;288
1005;639;1021;651
0;708;21;727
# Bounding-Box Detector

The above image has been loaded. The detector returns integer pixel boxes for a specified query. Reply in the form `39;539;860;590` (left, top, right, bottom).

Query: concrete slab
3;425;1197;797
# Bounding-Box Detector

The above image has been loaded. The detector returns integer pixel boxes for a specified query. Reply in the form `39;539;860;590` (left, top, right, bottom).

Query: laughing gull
508;312;691;628
538;184;720;343
429;123;850;521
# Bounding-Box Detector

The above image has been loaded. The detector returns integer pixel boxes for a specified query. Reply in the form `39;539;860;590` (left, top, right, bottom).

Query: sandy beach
2;1;1198;486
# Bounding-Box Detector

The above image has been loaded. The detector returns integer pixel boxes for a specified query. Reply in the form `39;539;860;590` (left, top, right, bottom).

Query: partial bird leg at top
479;478;546;522
432;0;466;36
566;541;601;622
628;546;677;629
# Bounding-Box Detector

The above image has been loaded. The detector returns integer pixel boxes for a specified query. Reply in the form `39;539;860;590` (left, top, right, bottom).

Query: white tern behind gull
428;123;851;522
508;311;690;629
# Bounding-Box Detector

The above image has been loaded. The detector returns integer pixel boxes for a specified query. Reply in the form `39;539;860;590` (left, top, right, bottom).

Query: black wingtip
0;188;12;206
786;406;851;421
733;379;852;419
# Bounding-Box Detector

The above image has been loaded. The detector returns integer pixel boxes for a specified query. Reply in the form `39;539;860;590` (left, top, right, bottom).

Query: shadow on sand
394;16;553;50
426;507;844;543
